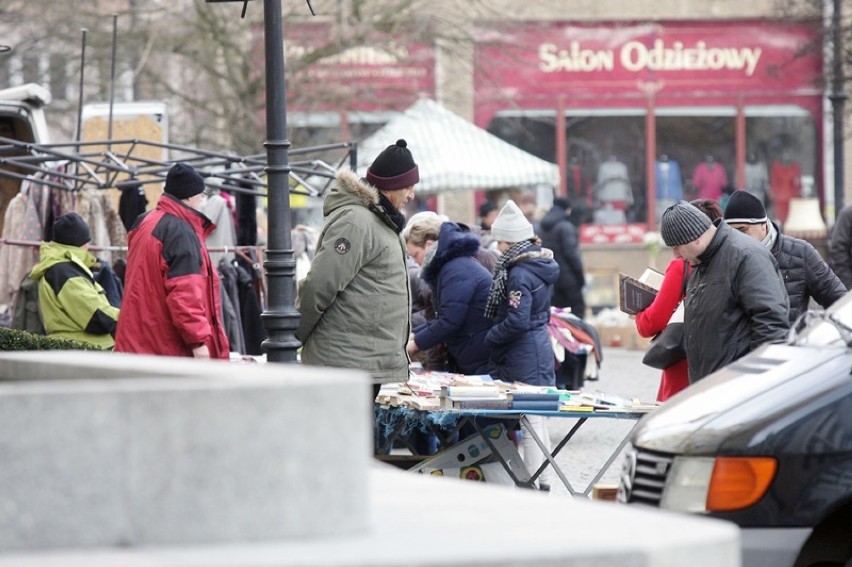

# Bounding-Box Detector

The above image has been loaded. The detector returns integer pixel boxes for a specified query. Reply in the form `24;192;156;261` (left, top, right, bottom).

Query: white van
0;83;51;234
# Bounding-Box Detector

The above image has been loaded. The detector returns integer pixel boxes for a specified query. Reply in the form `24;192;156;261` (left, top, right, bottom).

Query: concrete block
0;464;742;566
0;352;371;550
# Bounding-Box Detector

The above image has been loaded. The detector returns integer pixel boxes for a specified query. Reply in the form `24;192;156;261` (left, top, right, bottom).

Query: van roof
0;83;51;107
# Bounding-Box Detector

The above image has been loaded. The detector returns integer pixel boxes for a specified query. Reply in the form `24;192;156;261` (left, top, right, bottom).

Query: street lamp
206;0;304;362
829;0;847;217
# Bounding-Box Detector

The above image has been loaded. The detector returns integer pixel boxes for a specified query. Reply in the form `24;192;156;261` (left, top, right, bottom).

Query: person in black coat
724;190;846;325
538;197;588;389
661;201;789;382
538;198;586;319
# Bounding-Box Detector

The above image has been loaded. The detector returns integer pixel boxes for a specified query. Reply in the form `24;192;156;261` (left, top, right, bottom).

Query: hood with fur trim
326;169;401;232
422;222;481;286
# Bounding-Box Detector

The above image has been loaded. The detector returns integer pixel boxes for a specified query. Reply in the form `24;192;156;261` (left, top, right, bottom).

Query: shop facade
473;19;824;235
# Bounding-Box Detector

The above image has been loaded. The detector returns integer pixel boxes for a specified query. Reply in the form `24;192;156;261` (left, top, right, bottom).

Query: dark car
618;292;852;567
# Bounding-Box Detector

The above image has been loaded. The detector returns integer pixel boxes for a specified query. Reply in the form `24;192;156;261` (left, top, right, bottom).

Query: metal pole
260;0;300;362
830;0;847;217
645;94;656;230
75;29;88;145
107;13;118;141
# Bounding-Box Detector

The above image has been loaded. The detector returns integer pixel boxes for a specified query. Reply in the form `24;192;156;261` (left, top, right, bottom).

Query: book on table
619;266;664;315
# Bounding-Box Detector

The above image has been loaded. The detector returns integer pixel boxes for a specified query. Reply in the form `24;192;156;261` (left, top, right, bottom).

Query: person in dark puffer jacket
406;221;494;375
485;199;560;490
724;190;846;325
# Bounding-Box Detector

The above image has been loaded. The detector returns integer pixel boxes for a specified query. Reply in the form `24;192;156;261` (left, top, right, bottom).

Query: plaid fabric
484;239;535;319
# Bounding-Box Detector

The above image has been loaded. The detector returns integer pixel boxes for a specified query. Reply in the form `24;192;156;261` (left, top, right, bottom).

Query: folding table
375;405;650;498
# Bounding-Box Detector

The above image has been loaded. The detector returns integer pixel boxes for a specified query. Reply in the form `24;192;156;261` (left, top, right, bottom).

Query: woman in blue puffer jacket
406;220;494;375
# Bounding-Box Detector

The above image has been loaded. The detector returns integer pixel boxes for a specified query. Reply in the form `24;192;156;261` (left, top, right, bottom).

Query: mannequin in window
770;152;801;224
655;154;683;222
744;152;769;211
566;156;593;224
595;154;632;224
691;154;728;201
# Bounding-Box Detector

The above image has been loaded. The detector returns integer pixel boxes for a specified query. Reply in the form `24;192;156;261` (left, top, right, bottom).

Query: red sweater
635;257;690;401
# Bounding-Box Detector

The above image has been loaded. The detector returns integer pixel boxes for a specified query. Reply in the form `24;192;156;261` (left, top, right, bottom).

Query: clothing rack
0;238;265;255
0;135;357;198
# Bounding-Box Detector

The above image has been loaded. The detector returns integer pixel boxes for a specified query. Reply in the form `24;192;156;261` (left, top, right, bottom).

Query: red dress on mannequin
770;160;801;224
635;257;690;402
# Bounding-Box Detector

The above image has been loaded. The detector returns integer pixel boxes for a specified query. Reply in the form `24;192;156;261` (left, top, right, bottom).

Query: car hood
631;342;852;454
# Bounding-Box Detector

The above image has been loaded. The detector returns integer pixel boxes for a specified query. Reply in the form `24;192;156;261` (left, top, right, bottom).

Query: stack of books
440;385;509;410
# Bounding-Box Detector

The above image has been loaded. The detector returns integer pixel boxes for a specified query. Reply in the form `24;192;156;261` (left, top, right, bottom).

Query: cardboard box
592;484;620;501
597;325;652;351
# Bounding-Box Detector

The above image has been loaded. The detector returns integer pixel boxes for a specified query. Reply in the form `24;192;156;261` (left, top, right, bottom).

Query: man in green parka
30;212;119;349
297;139;418;395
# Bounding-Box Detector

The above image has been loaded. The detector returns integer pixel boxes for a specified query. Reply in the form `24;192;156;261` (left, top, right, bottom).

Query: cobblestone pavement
544;346;660;499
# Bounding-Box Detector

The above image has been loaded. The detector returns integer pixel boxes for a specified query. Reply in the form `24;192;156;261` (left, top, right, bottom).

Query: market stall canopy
357;98;558;195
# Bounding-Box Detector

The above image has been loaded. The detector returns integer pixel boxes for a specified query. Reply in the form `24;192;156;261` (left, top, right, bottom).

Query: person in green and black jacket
30;212;119;349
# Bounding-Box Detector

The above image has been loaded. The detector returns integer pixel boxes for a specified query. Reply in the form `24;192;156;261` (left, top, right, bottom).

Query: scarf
762;221;777;250
375;192;406;234
484;239;536;319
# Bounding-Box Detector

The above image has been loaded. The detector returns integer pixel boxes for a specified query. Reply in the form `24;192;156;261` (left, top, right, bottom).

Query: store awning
357;99;558;195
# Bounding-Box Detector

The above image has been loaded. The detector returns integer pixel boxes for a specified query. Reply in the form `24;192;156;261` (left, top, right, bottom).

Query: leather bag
641;321;685;370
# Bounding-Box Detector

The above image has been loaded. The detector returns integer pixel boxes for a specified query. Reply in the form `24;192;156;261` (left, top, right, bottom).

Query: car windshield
793;290;852;347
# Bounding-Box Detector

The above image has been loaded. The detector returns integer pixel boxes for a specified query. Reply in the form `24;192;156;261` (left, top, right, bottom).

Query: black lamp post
206;0;301;362
829;0;847;218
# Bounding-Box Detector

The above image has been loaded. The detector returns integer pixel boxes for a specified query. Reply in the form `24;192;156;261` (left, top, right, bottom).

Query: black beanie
479;201;498;218
553;197;572;210
366;139;419;191
724;190;768;224
164;162;205;200
661;201;712;247
53;212;91;247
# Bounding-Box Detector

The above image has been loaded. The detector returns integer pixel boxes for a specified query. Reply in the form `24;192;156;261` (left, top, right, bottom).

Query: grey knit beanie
661;201;712;247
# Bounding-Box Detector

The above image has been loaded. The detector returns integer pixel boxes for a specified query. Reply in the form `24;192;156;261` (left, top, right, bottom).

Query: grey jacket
684;221;789;382
296;170;411;384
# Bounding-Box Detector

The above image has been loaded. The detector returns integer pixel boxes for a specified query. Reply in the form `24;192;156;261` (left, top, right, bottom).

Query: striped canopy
357;99;558;195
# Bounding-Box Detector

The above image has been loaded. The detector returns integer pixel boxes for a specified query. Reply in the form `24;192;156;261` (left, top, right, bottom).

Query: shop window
488;114;647;225
745;112;817;225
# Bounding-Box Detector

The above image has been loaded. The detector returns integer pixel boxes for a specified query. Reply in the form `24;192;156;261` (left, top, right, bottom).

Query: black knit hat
53;212;91;247
164;162;205;200
366;139;419;191
553;197;572;210
479;201;498;218
724;190;768;224
661;201;712;247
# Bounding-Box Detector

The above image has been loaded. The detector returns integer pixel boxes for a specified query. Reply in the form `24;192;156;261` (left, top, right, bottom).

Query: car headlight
660;456;715;513
661;456;778;513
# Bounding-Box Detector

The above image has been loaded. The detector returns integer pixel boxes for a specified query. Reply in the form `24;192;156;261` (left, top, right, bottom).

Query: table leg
577;420;641;498
521;415;577;495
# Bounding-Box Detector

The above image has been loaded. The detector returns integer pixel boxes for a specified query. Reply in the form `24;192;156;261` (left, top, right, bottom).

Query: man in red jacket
114;162;229;359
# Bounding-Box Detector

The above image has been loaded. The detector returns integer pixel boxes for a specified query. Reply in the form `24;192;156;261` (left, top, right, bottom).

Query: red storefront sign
473;20;822;125
276;22;436;113
580;223;647;245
